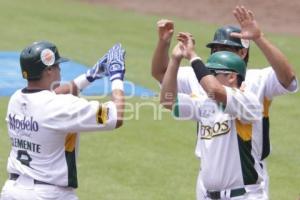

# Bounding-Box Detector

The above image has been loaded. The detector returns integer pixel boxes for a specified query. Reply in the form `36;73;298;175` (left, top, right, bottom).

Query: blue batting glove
106;43;126;81
86;53;108;82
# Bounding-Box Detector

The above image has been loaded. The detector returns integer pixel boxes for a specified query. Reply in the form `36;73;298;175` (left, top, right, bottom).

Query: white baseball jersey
176;66;298;160
174;87;262;190
174;66;298;196
5;88;118;188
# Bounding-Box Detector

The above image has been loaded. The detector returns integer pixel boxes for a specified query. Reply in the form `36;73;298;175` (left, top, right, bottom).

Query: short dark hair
237;74;244;87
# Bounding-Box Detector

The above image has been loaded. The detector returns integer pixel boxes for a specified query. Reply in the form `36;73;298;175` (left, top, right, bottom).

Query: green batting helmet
206;25;249;49
20;41;69;80
206;51;246;79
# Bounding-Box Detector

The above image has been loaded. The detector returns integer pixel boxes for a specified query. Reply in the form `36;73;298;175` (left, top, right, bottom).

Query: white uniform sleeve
173;93;214;121
224;87;262;123
247;67;298;100
45;94;117;133
264;67;298;99
177;67;201;94
158;66;205;95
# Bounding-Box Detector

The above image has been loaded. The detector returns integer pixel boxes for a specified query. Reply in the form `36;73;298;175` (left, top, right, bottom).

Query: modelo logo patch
40;48;55;66
8;114;39;132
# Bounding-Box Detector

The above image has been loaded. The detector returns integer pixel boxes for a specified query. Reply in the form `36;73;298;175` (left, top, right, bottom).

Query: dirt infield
83;0;300;36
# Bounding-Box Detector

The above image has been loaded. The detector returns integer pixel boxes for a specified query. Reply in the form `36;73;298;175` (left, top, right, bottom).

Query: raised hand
86;53;108;82
231;6;262;41
107;43;126;81
176;32;197;60
171;42;184;61
157;19;174;43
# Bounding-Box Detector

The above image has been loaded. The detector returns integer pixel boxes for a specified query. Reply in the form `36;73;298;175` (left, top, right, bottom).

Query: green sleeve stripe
173;96;179;117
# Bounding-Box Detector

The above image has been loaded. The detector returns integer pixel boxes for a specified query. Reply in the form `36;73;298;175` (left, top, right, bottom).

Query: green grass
77;98;199;200
0;0;300;199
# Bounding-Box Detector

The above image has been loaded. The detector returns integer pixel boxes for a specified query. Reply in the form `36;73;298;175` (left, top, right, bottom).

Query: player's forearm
111;87;124;128
151;40;171;83
160;56;180;110
254;35;295;88
64;70;102;96
190;59;227;105
199;76;227;104
54;82;79;96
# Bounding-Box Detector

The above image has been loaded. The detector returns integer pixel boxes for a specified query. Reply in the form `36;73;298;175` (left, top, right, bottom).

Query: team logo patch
40;48;55;66
97;105;108;124
241;39;250;48
8;114;39;132
200;120;230;139
22;71;28;79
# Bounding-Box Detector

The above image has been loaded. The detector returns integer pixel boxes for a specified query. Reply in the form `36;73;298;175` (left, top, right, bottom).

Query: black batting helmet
206;25;250;65
20;41;69;80
206;25;249;49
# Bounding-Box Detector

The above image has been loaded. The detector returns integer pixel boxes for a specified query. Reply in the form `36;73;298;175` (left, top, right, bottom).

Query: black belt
9;173;52;185
207;188;246;199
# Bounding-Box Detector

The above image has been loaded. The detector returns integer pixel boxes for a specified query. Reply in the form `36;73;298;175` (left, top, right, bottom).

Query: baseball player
161;32;263;199
151;6;298;200
0;41;125;200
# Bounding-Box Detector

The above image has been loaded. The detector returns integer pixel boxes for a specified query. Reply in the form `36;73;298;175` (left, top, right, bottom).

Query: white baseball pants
0;175;78;200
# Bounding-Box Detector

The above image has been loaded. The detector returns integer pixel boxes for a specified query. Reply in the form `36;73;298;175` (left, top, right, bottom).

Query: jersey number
17;150;32;167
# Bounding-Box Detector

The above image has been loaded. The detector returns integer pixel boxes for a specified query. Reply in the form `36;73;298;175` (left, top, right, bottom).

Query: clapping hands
86;53;108;82
172;32;197;61
107;43;126;81
86;43;126;82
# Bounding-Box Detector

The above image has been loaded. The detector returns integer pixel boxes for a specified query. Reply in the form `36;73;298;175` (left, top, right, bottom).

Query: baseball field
0;0;299;199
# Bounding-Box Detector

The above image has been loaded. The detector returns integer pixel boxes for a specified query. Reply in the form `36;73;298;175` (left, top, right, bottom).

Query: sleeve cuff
190;56;202;64
73;74;90;91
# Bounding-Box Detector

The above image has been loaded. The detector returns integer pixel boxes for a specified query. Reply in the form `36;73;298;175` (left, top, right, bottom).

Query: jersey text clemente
10;137;41;153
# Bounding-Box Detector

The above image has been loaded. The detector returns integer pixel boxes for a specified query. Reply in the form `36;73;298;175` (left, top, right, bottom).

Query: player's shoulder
178;66;196;80
29;90;79;104
245;66;274;84
225;86;258;102
43;93;95;117
9;89;52;102
8;89;22;107
9;89;22;99
51;93;88;105
224;87;262;119
246;66;273;77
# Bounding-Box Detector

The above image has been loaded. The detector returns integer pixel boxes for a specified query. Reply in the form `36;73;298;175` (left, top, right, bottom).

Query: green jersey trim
173;96;180;117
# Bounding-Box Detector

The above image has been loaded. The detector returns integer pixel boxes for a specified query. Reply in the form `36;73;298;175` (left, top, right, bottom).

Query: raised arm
55;51;109;95
106;43;126;128
54;82;79;96
111;88;124;128
231;5;296;88
177;33;228;104
151;19;174;83
160;42;182;110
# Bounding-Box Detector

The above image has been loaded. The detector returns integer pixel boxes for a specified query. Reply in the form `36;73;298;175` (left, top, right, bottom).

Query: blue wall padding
0;52;156;97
